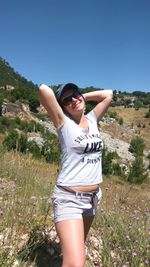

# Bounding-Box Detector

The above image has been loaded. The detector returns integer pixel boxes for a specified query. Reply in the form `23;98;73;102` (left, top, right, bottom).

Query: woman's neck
74;114;88;129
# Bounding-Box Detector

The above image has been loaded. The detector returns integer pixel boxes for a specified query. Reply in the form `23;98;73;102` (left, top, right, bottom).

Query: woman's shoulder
86;110;97;122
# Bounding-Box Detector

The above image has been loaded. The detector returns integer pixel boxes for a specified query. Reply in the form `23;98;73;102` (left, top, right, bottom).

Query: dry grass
0;146;150;266
102;107;150;150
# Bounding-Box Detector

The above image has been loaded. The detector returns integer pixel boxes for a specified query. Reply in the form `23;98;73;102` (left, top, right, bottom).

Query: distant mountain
0;57;38;91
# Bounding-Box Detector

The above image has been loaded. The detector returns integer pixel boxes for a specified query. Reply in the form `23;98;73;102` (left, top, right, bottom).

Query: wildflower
0;208;3;216
132;251;137;257
145;259;149;265
126;235;131;241
42;228;50;237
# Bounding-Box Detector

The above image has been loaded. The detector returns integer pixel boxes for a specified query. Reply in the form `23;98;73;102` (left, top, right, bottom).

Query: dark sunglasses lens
62;91;81;106
62;95;72;106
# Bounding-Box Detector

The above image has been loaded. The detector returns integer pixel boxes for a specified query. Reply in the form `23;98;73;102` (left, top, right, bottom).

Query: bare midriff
64;184;100;192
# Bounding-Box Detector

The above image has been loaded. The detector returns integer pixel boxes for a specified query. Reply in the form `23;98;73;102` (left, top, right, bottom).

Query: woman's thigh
55;218;86;266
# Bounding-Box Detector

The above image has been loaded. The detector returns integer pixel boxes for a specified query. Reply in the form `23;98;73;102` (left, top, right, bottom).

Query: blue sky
0;0;150;92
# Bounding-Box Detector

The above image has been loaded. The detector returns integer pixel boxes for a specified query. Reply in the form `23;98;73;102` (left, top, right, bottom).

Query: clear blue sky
0;0;150;92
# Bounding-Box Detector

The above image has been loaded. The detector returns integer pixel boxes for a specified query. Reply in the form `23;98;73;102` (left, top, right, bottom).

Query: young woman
39;83;113;267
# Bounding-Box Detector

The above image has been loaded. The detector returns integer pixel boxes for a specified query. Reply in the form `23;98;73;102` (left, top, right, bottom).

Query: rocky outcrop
101;132;134;163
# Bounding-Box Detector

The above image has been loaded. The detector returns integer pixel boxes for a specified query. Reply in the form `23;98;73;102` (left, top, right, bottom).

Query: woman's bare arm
83;90;113;121
39;84;65;128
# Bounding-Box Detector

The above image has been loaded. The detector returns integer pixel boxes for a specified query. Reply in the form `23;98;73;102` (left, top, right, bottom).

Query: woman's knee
62;255;86;267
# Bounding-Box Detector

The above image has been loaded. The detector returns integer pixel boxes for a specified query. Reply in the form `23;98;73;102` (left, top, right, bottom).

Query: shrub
129;136;145;156
0;116;17;129
128;156;148;184
3;130;18;150
109;111;117;119
28;96;40;112
17;133;28;153
118;117;123;125
27;140;41;159
144;109;150;118
113;163;122;176
42;141;60;163
0;124;6;133
102;148;113;176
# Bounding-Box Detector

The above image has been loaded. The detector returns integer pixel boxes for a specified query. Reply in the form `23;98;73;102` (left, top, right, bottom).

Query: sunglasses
61;91;82;106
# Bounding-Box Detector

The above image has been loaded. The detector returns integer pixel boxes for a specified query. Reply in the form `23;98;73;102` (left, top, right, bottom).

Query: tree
129;136;145;156
102;147;113;175
3;130;18;150
144;108;150;118
128;156;148;184
134;100;142;110
28;97;40;112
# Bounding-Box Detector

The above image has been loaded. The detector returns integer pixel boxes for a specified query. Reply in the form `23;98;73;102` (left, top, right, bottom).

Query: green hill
0;57;38;90
0;57;40;112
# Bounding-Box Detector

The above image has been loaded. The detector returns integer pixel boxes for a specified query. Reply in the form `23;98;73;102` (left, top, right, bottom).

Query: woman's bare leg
55;218;86;267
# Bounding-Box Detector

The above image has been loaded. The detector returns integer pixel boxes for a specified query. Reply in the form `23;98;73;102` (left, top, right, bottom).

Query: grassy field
0;146;149;267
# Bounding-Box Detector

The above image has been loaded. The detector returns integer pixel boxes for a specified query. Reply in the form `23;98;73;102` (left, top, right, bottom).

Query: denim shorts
51;185;102;223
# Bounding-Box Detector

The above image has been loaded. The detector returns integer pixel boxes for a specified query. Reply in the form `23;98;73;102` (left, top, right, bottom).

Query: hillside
0;58;150;267
0;57;38;90
101;107;150;151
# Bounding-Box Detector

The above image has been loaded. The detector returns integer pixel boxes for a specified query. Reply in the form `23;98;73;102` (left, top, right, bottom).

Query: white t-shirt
56;110;103;186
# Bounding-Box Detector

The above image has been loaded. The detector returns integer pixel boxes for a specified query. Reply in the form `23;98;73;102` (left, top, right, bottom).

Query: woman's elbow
39;84;49;92
107;89;113;98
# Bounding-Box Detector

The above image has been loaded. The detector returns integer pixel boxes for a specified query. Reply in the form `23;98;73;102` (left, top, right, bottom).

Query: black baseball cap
55;83;79;102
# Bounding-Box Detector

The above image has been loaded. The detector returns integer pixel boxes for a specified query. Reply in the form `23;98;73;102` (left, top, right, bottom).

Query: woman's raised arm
83;90;113;121
39;84;65;128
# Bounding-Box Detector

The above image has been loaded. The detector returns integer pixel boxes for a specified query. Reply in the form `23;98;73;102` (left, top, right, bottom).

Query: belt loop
76;191;78;197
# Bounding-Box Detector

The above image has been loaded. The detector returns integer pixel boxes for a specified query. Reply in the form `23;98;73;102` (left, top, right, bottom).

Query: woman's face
60;89;85;116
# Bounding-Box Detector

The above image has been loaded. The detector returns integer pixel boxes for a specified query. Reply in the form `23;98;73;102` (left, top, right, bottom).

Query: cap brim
55;83;79;101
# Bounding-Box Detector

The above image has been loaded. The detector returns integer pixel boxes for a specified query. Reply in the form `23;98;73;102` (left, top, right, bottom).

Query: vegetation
0;57;40;111
128;136;148;183
1;116;60;163
129;136;145;156
94;181;150;267
145;108;150;118
0;149;149;267
0;57;149;266
128;156;148;184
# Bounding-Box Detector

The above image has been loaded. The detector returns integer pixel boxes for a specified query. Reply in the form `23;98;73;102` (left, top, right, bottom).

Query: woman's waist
62;184;100;193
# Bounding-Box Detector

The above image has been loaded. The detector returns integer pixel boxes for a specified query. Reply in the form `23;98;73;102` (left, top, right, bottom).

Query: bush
17;134;28;153
118;117;123;125
144;108;150;118
129;136;145;156
28;97;40;112
0;124;6;133
27;140;41;159
41;141;60;163
113;163;122;176
109;111;117;119
3;130;18;150
128;156;148;184
102;148;113;176
0;116;17;129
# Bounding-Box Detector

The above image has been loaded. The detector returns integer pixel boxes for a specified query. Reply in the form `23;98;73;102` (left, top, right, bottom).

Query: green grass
0;146;149;267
